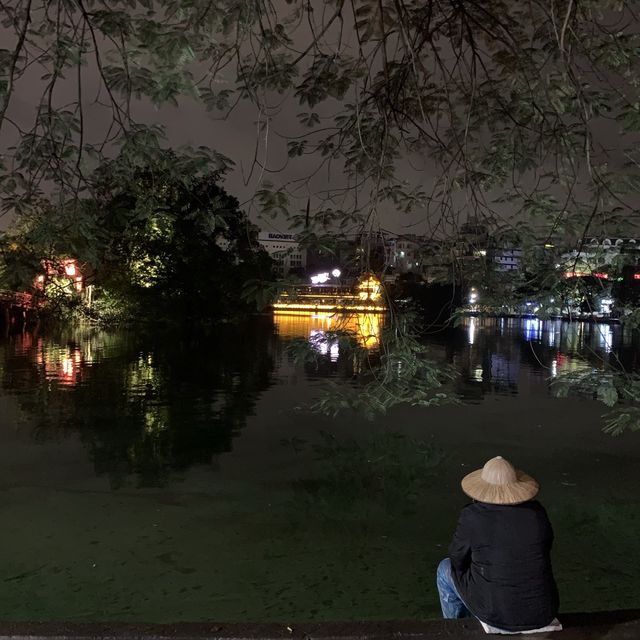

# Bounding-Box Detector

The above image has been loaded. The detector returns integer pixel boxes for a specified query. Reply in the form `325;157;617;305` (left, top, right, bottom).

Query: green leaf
597;383;619;408
287;140;306;157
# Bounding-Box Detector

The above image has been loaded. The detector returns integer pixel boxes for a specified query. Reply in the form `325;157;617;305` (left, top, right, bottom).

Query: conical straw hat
461;456;539;505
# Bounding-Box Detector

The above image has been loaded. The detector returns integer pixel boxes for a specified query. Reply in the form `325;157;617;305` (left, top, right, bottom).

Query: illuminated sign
634;273;640;280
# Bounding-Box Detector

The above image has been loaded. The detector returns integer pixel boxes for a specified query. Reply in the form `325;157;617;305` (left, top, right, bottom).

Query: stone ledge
0;611;639;640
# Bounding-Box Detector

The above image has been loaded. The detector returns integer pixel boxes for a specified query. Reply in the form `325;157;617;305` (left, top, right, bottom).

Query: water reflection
0;322;275;487
467;316;476;345
36;341;85;386
523;318;542;342
2;316;639;485
273;313;635;403
597;324;613;353
547;321;559;348
453;317;634;400
273;311;384;350
309;329;340;362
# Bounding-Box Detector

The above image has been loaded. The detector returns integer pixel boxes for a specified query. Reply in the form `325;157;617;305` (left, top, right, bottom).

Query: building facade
491;247;523;272
560;237;640;276
387;235;424;274
257;231;307;275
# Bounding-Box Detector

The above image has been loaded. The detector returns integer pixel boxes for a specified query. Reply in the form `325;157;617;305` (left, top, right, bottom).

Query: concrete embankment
1;611;639;640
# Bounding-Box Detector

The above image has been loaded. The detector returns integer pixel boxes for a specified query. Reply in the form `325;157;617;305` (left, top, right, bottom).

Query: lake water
0;314;638;622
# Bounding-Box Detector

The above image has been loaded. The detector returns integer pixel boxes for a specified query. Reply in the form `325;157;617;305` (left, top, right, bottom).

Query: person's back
449;500;559;631
436;456;559;632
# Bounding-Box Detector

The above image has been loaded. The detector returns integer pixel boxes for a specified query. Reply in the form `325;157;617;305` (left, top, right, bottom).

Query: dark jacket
449;500;559;631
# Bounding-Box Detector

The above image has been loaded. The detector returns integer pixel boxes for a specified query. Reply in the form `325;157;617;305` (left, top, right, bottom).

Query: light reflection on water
269;312;639;402
436;317;637;401
273;311;384;350
523;317;542;342
0;323;277;486
3;316;634;409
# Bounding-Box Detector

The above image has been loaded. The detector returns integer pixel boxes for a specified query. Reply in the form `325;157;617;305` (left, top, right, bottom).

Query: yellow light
273;303;387;312
283;294;361;299
357;275;382;302
356;313;381;348
273;311;383;349
274;275;386;312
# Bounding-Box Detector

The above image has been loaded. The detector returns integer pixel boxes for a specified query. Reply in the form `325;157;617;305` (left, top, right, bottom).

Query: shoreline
460;311;622;325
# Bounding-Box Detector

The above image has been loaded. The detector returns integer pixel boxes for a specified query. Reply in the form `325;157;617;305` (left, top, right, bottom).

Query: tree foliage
90;151;274;318
3;0;640;427
0;150;275;320
1;0;640;240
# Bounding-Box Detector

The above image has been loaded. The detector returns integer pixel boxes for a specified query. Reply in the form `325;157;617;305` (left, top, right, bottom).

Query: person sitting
436;456;560;633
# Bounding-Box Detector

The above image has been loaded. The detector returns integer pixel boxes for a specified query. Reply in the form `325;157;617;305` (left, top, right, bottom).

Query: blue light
524;318;542;341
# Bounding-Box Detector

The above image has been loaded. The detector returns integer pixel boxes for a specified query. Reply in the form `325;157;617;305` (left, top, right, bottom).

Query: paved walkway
0;611;639;640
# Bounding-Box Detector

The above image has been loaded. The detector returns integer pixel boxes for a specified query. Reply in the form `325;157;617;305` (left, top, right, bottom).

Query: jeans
436;558;472;619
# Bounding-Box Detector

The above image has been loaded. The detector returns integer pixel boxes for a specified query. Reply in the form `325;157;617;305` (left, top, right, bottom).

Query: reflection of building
35;338;85;387
523;318;542;342
257;231;307;275
458;316;521;396
490;354;520;390
273;311;383;350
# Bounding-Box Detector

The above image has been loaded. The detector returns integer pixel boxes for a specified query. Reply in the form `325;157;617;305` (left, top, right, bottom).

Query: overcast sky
2;2;639;242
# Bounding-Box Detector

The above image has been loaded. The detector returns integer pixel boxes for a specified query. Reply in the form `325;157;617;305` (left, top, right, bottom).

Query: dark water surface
0;314;638;622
